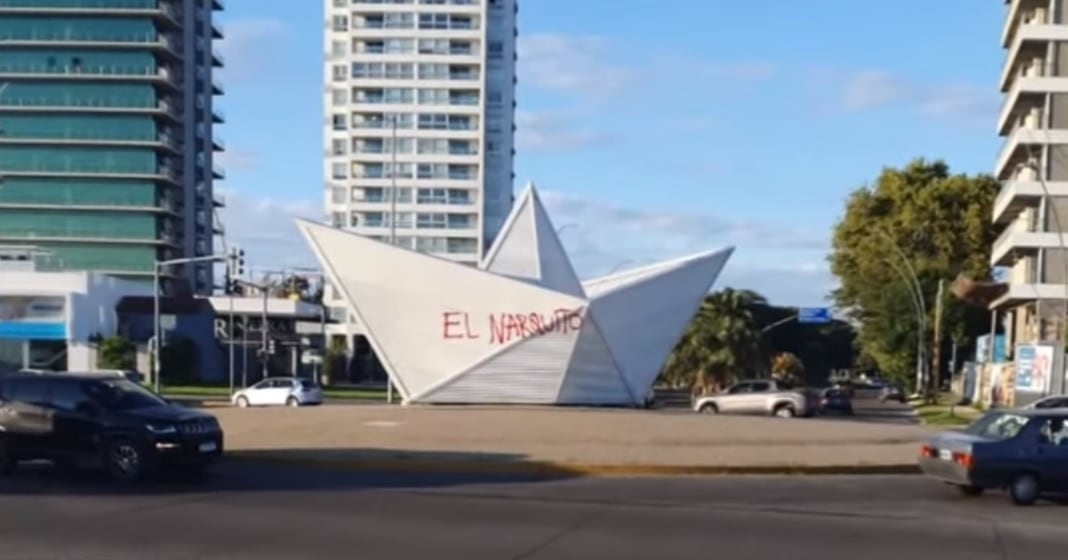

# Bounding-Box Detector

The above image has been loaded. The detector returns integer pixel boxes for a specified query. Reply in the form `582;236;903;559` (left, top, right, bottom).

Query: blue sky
215;0;1006;305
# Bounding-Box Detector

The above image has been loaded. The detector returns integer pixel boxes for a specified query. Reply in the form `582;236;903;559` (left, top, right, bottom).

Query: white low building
0;248;152;372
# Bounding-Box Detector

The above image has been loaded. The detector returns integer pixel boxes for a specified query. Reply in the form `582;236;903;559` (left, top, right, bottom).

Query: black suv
0;372;223;482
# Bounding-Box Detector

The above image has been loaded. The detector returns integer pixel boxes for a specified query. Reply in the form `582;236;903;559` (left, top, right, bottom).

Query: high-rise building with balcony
321;0;518;359
0;0;225;295
993;0;1068;343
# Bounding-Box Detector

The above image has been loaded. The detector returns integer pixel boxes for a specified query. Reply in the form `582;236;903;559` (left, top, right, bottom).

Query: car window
271;379;293;388
252;379;272;390
7;377;50;405
49;379;94;412
84;378;167;411
728;383;751;394
299;379;319;390
750;382;772;393
963;411;1030;441
1037;417;1068;446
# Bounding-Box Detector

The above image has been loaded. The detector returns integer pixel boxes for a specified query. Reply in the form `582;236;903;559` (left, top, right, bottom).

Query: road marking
363;420;403;428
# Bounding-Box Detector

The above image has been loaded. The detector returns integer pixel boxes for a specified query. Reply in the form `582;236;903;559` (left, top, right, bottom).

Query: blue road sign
797;307;831;324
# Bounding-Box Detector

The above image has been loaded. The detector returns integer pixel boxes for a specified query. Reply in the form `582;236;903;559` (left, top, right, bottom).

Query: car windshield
963;411;1030;441
84;378;168;411
299;379;319;389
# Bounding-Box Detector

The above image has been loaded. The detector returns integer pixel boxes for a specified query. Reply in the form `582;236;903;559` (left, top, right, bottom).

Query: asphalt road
0;462;1063;559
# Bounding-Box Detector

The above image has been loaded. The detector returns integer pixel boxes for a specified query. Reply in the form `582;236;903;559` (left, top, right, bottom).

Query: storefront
0;294;69;371
0;264;152;373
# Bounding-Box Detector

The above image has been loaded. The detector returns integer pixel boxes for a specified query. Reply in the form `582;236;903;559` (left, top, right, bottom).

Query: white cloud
831;69;996;119
215;190;319;271
518;34;632;95
214;150;258;170
515;110;613;152
216;18;290;81
215;187;830;304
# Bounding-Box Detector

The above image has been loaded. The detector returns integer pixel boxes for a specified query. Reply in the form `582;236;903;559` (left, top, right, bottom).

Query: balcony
991;219;1068;266
1000;23;1068;91
0;31;182;58
0;1;181;27
211;107;224;123
212;164;224;179
0;63;180;90
0;161;181;184
994;127;1068;179
997;75;1068;135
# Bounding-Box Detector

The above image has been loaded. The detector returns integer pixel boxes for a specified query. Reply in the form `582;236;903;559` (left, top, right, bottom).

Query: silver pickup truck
692;379;817;418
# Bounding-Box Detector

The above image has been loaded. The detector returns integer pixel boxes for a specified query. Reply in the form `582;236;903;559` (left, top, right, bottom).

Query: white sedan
232;377;324;407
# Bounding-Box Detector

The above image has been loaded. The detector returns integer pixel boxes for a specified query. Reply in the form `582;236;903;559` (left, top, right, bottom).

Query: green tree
321;337;347;386
97;335;135;370
662;288;766;389
828;158;999;387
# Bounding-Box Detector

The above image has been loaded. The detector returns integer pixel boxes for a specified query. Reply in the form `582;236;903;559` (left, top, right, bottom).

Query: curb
227;452;921;477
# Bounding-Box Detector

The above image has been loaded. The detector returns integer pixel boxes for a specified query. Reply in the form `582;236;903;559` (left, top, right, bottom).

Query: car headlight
146;423;178;435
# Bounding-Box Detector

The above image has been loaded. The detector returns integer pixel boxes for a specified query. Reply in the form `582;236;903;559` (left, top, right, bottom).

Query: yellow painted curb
227;452;920;477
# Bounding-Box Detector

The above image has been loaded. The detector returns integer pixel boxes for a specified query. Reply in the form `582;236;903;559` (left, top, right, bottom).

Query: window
750;382;771;393
331;186;347;203
331;138;347;155
331;114;347;130
331;40;347;57
487;41;503;58
1038;417;1068;446
963;412;1030;441
416;213;446;229
727;383;752;395
84;378;167;411
331;162;347;179
332;88;348;106
332;15;349;31
332;65;347;81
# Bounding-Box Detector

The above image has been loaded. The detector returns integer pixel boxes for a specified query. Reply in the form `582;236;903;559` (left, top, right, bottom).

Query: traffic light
229;278;242;295
229;246;245;277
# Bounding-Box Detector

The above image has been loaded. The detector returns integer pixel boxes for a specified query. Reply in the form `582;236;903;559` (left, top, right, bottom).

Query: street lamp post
874;228;929;391
152;253;228;393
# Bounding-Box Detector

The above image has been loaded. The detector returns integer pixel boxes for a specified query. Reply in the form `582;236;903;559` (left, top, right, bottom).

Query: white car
232;377;323;407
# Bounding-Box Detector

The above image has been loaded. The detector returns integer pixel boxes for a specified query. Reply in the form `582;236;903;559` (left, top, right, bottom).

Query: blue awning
0;322;67;340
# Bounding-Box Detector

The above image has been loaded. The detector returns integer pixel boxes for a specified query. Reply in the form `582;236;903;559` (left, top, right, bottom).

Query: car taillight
920;445;935;458
820;399;828;406
952;452;973;468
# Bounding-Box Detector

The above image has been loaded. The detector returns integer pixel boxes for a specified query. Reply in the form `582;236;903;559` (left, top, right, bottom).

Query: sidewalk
216;405;935;475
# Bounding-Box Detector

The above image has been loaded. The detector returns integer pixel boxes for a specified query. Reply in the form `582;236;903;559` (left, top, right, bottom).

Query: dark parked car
819;388;853;415
0;372;223;482
918;408;1068;505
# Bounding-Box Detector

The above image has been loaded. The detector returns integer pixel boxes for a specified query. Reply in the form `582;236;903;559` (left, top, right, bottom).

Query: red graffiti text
440;308;583;344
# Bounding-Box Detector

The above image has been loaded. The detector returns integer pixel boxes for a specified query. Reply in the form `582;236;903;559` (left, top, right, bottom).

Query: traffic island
214;405;932;477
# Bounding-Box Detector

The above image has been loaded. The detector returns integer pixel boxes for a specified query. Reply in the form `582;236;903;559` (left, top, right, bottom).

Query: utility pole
931;278;946;400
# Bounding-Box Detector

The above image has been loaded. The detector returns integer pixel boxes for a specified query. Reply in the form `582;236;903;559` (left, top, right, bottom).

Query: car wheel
773;404;796;418
235;396;249;408
957;485;984;497
104;439;145;483
1009;473;1041;506
286;397;300;407
698;403;718;414
0;435;15;475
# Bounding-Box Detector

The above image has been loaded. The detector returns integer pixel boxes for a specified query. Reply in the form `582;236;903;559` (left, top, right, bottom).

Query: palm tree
661;289;767;391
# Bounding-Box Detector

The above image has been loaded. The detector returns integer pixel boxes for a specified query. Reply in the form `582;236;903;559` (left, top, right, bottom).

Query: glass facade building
0;0;225;294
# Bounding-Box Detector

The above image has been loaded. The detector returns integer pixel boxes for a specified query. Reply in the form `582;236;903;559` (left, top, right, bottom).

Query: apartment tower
0;0;225;295
322;0;518;351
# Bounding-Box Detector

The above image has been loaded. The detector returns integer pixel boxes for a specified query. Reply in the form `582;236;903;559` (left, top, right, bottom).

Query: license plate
938;449;953;460
198;442;218;453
